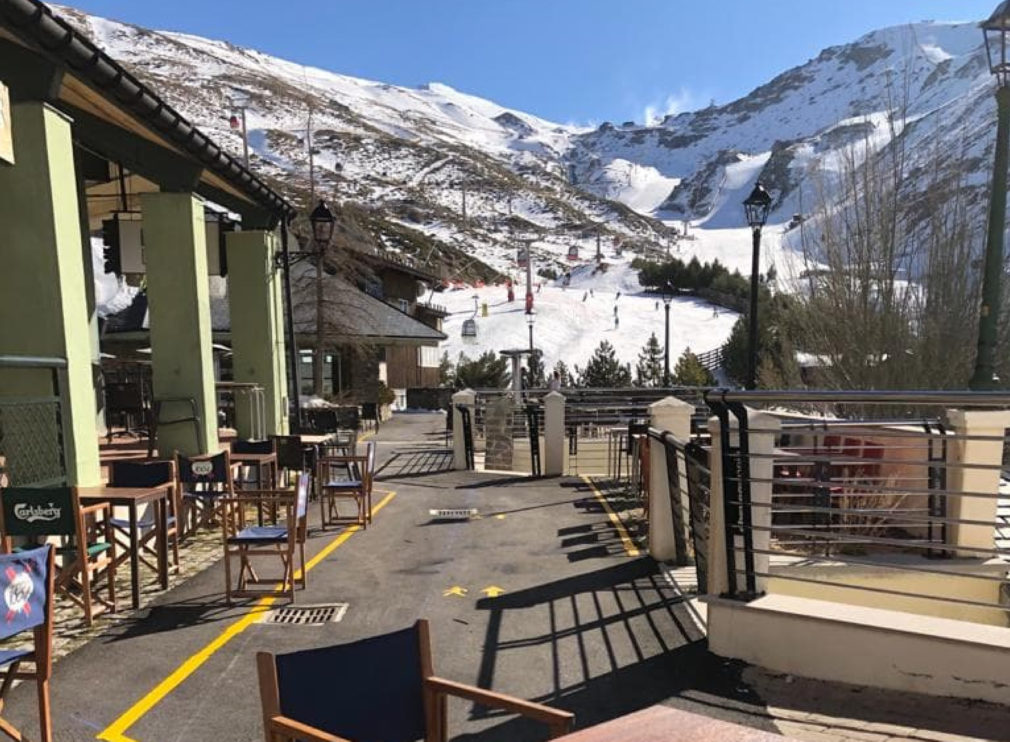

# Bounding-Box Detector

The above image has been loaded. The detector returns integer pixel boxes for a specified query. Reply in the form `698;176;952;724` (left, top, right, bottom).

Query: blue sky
66;0;995;124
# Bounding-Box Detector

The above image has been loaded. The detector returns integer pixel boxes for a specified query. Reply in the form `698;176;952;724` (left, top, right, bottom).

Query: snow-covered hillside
436;261;736;375
54;6;1000;371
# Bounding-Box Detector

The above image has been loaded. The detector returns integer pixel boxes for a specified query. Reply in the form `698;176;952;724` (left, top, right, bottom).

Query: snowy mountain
55;7;1000;371
569;21;996;232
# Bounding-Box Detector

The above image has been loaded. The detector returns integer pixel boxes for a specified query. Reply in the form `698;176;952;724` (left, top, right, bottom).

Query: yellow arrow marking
494;514;506;520
480;586;506;598
443;586;468;597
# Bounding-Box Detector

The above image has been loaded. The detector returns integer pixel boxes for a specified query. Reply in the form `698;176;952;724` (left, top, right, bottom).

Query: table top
554;706;789;742
79;483;172;505
230;452;277;464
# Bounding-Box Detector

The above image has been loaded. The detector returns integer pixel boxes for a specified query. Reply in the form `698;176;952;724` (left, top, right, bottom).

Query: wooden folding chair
108;459;181;573
176;450;234;536
0;545;54;742
257;619;573;742
317;441;375;530
222;473;309;605
0;488;116;627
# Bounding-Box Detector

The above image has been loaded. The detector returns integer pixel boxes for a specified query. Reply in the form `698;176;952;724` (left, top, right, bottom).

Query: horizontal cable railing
705;390;1010;624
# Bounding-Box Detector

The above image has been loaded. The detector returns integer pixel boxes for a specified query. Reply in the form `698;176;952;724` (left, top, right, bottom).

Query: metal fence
0;356;68;487
705;389;1010;624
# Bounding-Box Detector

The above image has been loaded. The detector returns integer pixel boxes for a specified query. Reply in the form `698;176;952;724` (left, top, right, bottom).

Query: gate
456;404;474;471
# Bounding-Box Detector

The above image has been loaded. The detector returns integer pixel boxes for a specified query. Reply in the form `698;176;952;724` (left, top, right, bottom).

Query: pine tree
438;351;454;386
527;350;546;388
577;340;632;388
673;347;715;387
635;332;665;387
453;351;511;390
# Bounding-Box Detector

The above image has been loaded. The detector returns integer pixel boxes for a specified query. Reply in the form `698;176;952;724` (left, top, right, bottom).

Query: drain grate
429;508;479;521
264;603;348;626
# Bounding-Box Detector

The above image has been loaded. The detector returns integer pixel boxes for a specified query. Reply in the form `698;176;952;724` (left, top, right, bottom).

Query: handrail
0;355;67;369
707;388;1010;406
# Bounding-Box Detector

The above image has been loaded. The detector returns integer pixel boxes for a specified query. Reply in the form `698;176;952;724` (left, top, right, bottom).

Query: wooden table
230;451;278;490
79;484;172;609
554;706;789;742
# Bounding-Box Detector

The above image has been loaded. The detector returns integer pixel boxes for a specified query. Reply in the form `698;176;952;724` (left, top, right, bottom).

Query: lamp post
971;2;1010;390
527;311;536;353
309;200;336;397
662;283;672;387
743;182;772;391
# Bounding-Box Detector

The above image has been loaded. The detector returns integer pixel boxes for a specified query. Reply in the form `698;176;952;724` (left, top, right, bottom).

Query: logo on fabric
191;461;214;478
3;567;33;622
12;503;60;523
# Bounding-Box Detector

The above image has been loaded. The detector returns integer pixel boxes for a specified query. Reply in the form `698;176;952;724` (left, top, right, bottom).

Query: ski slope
435;261;737;375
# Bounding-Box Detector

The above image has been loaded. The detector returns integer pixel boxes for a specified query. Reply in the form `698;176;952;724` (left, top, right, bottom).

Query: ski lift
567;244;579;261
462;318;478;344
517;247;529;268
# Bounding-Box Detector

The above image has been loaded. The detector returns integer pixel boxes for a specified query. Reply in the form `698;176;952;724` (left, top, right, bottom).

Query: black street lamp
662;283;672;386
308;200;336;397
971;2;1010;390
743;182;772;391
310;199;336;247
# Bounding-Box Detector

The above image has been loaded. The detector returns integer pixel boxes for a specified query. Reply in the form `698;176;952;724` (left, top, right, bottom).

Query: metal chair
256;619;573;742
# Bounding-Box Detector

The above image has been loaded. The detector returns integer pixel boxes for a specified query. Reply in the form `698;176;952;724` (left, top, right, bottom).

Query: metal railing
0;355;68;487
705;389;1010;624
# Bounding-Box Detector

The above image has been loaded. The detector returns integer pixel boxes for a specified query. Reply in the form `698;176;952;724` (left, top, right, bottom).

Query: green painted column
142;192;219;456
226;230;289;438
0;102;101;486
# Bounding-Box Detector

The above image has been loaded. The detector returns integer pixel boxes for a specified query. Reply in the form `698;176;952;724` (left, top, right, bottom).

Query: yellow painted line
581;476;640;557
98;490;397;742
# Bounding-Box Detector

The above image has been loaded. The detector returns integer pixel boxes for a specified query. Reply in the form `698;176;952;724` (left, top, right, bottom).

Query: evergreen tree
577;340;632;388
552;360;575;388
673;347;715;387
527;350;546;388
635;332;665;387
438;351;454;386
453;351;511;390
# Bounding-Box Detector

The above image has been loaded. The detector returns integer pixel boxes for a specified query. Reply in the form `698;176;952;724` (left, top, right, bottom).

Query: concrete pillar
142;192;219;456
945;409;1010;558
226;230;288;438
543;391;565;476
647;397;695;563
0;102;100;486
452;388;476;470
705;408;778;597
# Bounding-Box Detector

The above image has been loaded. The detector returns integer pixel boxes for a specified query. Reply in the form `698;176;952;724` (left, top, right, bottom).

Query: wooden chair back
232;439;275;456
175;450;233;495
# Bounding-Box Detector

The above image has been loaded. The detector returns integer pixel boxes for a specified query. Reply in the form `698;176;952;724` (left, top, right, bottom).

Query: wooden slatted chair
317;441;375;530
108;459;181;573
0;545;54;742
0;488;116;626
176;450;234;536
256;619;573;742
221;473;309;605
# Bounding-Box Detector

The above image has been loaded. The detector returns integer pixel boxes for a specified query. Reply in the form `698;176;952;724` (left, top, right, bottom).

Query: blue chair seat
109;515;176;531
0;648;33;668
323;480;362;490
228;525;288;544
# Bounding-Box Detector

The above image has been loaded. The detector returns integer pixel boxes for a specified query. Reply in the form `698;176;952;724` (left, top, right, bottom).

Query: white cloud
643;88;703;125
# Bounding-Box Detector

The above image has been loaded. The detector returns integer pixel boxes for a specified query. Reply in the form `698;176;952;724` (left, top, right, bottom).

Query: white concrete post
945;409;1010;558
706;415;730;596
543;391;565;476
647;397;694;563
748;410;780;595
452;388;476;470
